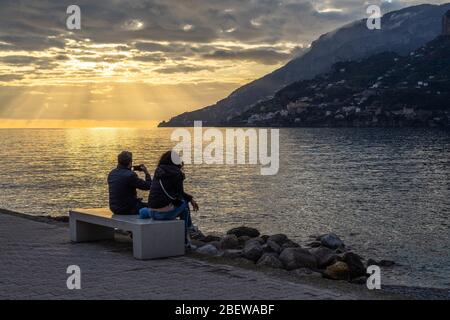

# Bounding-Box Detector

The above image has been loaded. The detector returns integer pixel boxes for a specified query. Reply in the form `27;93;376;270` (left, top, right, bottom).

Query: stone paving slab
0;213;357;300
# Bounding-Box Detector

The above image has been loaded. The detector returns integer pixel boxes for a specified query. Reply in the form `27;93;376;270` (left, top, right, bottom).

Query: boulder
191;239;206;248
343;252;366;279
196;244;219;256
249;237;265;245
306;241;322;248
320;233;345;249
237;236;251;246
309;247;337;268
220;234;239;250
256;254;284;269
203;235;221;243
366;258;396;267
221;249;243;259
234;257;255;265
282;240;300;249
227;226;260;238
279;248;318;270
190;229;206;241
208;241;221;249
323;261;350;280
243;240;264;262
261;235;270;242
267;234;289;246
266;240;282;253
335;247;346;254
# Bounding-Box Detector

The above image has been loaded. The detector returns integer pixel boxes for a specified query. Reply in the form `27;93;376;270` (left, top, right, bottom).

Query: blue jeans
139;201;192;242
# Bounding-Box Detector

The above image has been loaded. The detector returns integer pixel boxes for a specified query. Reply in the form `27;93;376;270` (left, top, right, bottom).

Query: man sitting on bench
108;151;152;215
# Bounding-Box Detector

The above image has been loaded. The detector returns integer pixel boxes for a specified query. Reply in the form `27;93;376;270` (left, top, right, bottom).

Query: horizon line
0;119;162;129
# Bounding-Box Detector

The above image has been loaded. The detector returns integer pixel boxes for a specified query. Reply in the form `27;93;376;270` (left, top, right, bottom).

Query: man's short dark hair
118;151;132;166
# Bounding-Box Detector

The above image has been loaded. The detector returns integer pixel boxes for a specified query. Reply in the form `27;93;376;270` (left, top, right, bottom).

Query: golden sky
0;0;445;127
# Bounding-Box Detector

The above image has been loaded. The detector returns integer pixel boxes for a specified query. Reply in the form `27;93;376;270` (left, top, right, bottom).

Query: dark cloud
155;65;217;74
4;0;442;52
0;74;23;81
132;54;167;62
1;1;448;50
0;55;57;70
0;0;448;82
203;48;294;65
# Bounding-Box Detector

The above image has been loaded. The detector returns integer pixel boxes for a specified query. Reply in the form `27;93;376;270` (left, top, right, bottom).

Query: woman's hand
190;199;199;212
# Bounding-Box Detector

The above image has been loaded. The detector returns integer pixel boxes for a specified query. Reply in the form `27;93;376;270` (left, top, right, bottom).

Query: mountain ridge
226;35;450;128
159;3;450;127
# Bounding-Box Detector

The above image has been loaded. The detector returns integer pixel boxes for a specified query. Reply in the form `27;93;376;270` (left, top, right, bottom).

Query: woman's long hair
158;150;184;168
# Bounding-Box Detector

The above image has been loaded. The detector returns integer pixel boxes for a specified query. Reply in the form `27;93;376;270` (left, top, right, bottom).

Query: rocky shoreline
0;208;448;300
190;226;395;285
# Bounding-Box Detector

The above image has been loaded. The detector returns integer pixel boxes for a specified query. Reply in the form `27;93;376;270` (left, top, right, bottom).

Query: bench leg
70;219;115;242
132;222;185;260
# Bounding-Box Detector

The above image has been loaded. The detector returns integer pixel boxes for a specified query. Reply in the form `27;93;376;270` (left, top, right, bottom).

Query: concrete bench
69;208;185;260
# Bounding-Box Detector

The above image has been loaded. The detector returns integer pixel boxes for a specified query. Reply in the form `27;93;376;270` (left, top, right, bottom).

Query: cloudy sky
0;0;447;127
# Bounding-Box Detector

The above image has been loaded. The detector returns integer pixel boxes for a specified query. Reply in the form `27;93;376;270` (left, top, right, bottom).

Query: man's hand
140;164;149;174
190;199;199;212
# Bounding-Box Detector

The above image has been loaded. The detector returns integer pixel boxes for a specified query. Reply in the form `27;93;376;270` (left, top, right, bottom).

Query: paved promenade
0;213;358;300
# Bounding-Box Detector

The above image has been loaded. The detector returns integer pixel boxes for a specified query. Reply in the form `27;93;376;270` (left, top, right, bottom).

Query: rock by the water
196;244;219;256
323;261;350;280
281;240;300;249
366;258;396;267
261;235;269;242
266;240;282;253
208;241;221;249
203;235;221;243
191;239;206;248
256;254;284;269
309;247;337;268
335;247;346;254
221;249;243;259
249;237;265;245
306;241;322;248
267;234;288;246
220;234;239;250
234;257;255;265
279;248;318;270
238;236;251;246
320;233;344;249
227;226;260;238
243;240;264;262
190;229;206;240
343;252;366;279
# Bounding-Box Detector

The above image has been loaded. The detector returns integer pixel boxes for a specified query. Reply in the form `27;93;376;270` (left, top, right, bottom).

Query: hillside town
226;12;450;128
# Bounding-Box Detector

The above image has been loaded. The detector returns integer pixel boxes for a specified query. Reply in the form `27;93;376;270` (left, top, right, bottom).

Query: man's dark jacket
108;165;151;215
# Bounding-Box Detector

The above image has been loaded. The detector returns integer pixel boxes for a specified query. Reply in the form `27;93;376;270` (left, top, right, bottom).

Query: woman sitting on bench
139;150;199;249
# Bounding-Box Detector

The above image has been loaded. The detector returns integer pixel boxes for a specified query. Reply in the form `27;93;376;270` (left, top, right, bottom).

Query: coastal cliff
225;35;450;128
